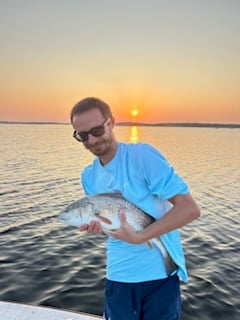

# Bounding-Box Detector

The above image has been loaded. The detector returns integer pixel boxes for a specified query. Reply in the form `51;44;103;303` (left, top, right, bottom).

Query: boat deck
0;301;102;320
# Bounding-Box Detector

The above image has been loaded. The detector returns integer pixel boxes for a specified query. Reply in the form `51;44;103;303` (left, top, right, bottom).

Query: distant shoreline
117;122;240;129
0;121;239;128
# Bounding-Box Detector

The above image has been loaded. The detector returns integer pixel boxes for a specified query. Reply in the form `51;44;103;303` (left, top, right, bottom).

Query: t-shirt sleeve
136;144;189;200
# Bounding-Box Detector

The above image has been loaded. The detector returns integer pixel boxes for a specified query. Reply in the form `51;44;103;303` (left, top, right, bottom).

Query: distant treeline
0;121;66;125
116;122;240;129
0;121;239;128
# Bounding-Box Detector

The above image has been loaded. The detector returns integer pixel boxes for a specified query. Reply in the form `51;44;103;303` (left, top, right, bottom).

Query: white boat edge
0;301;102;320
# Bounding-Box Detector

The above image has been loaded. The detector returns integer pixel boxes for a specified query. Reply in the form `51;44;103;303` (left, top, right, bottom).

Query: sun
131;109;139;117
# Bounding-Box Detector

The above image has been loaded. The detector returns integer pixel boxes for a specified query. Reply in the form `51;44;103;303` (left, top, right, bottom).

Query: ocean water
0;124;239;319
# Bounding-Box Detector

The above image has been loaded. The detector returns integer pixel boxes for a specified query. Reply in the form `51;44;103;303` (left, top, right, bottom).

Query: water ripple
0;124;240;319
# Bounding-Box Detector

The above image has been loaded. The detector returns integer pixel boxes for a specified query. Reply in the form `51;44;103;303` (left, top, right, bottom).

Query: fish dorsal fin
95;213;112;225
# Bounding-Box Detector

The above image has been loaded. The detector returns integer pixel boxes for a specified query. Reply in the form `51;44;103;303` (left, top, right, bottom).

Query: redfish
58;193;176;275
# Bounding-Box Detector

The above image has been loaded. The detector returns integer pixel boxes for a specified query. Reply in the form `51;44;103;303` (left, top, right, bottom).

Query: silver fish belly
58;193;177;275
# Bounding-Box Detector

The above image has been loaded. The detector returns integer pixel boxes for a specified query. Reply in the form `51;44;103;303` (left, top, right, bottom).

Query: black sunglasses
73;118;110;142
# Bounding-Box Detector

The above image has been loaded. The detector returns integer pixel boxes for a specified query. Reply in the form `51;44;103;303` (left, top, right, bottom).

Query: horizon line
0;120;239;128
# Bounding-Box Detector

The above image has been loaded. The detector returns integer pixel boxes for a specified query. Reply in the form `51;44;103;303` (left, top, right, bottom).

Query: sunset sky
0;0;239;123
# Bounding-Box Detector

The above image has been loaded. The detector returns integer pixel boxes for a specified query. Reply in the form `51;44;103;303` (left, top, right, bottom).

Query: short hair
70;97;113;123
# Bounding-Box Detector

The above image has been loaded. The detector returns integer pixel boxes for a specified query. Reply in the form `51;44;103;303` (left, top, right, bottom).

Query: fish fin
95;213;112;225
152;238;178;275
145;240;153;249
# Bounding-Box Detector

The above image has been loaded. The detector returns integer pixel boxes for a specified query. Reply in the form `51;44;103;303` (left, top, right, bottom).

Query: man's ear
111;116;115;127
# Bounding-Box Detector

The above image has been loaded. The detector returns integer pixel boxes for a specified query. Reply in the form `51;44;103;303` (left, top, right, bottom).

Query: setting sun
131;109;139;117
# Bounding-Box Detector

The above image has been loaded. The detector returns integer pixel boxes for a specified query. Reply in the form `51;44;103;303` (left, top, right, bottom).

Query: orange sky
0;1;239;123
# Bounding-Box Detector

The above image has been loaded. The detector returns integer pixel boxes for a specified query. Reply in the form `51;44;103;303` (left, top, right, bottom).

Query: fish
58;192;177;275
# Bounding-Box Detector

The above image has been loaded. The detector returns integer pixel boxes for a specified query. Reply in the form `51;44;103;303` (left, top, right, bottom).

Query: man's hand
108;211;143;244
79;221;102;234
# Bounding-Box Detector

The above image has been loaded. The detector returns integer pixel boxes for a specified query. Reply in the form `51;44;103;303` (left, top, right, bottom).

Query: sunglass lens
73;119;108;142
90;126;105;137
78;132;88;141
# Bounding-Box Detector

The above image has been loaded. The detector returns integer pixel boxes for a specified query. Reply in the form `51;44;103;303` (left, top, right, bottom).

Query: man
71;97;200;320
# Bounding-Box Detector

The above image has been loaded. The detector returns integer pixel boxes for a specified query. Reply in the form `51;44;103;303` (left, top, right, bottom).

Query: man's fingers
79;224;89;232
79;221;102;234
118;210;127;225
105;229;118;237
88;221;102;233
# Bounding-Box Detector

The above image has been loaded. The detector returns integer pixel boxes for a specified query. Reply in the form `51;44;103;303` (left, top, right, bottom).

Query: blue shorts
104;274;181;320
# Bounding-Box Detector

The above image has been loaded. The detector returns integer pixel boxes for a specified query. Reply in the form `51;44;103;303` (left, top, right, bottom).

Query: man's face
72;108;115;157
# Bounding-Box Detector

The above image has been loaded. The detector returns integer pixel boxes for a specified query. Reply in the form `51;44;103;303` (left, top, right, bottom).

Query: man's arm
109;193;200;244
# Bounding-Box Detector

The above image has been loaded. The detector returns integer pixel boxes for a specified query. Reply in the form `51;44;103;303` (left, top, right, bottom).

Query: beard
84;134;115;157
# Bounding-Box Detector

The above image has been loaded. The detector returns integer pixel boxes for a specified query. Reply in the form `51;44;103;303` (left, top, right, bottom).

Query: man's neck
99;141;118;166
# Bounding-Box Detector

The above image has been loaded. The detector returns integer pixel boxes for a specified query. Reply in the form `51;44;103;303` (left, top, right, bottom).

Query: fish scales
89;193;154;230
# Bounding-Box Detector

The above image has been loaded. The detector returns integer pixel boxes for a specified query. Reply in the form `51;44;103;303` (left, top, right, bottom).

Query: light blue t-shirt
82;142;189;283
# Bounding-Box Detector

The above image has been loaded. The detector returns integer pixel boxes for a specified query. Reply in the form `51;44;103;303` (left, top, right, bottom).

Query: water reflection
1;124;240;319
129;125;139;143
